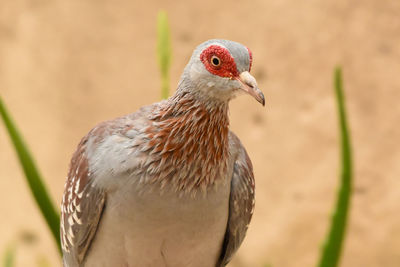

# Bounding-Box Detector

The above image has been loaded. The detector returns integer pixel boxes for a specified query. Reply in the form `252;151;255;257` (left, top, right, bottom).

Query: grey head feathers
190;39;252;73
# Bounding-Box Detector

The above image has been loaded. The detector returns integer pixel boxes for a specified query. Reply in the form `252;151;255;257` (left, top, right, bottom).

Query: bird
60;39;265;267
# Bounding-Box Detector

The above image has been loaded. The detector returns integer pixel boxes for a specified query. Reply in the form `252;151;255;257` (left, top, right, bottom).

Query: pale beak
235;71;265;106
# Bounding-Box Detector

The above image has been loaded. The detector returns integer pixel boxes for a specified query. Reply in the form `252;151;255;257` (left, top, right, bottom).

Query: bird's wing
60;106;156;266
218;136;255;266
60;134;106;267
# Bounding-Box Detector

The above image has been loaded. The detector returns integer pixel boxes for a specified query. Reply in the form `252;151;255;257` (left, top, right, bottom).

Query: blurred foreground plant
157;10;172;99
317;67;353;267
0;97;61;254
2;244;15;267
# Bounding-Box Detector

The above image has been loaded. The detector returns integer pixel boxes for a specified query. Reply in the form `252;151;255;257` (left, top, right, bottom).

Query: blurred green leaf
317;67;353;267
157;10;172;99
0;97;61;254
2;244;15;267
36;255;51;267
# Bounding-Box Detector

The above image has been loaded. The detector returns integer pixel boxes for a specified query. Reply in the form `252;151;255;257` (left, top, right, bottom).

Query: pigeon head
179;39;265;106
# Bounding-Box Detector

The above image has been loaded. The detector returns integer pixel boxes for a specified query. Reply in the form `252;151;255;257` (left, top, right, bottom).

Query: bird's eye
211;56;221;67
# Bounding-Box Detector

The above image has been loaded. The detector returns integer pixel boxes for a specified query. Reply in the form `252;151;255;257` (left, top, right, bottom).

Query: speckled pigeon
60;39;265;267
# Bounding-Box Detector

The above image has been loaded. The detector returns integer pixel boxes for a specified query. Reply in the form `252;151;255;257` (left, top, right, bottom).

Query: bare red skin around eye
246;47;253;72
200;45;239;78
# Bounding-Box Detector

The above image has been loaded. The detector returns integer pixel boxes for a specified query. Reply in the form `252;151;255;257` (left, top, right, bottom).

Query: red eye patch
200;45;239;78
246;47;253;72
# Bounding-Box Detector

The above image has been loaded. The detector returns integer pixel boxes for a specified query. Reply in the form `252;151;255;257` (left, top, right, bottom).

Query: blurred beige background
1;0;399;266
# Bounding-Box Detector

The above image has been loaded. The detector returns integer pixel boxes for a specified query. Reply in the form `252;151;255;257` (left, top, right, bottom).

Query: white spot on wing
77;191;84;198
74;179;81;194
66;231;74;246
68;225;75;238
72;211;82;225
67;216;74;228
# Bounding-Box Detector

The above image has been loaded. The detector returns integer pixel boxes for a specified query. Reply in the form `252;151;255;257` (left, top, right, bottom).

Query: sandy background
1;0;400;266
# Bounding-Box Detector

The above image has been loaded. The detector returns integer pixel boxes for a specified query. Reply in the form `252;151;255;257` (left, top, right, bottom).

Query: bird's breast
84;177;231;267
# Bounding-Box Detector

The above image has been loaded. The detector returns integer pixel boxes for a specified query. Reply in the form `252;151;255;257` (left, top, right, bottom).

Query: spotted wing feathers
60;136;106;266
218;142;255;266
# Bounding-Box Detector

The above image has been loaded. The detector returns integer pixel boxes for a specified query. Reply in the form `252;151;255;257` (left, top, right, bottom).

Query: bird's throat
143;92;230;193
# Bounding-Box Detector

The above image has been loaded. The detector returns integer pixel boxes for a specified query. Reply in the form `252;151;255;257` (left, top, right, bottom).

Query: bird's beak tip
261;95;266;107
256;91;266;106
237;72;265;107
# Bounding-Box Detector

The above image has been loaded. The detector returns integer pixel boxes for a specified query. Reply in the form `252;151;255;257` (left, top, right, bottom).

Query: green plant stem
161;77;170;100
318;67;353;267
0;97;61;254
2;244;15;267
157;10;172;99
